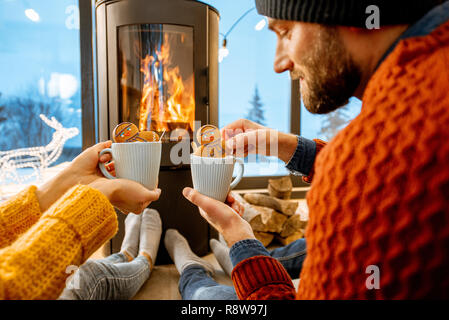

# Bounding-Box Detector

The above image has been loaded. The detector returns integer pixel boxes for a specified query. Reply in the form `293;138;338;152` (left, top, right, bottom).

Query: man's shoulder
364;20;449;106
397;19;449;64
383;19;448;74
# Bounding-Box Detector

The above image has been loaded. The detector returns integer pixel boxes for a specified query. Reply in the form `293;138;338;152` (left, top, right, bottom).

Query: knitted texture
0;185;118;299
231;256;295;300
300;20;449;299
232;20;449;300
0;186;42;249
255;0;442;27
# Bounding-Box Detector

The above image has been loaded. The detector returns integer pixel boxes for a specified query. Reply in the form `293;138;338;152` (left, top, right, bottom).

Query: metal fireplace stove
95;0;219;263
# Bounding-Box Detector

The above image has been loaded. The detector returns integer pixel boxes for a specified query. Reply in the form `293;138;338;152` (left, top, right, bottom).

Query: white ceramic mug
190;154;244;202
99;142;161;190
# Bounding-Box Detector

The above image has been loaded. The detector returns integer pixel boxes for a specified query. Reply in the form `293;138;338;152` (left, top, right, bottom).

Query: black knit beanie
255;0;444;27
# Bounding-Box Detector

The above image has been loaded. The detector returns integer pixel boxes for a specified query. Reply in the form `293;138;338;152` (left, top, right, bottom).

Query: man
182;0;449;299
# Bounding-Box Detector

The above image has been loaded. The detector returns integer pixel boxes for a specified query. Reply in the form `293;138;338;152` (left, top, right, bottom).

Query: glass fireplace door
118;24;195;142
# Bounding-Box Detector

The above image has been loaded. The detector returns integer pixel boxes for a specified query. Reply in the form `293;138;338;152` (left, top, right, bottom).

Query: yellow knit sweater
0;185;118;299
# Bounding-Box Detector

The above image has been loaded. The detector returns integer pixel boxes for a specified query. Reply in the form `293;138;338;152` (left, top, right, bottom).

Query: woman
0;141;161;299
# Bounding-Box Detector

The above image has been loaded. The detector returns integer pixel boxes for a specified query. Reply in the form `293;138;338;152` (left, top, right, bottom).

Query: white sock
218;233;227;246
138;209;162;267
210;238;233;276
164;229;215;275
120;213;142;260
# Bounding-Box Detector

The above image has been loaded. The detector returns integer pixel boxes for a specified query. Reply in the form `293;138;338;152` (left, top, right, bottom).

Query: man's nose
273;47;293;74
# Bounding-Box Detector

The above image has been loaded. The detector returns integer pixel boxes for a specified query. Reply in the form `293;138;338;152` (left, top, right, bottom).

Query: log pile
231;176;308;247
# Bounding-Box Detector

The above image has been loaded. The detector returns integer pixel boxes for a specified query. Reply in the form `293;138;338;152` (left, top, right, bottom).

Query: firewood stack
230;176;308;247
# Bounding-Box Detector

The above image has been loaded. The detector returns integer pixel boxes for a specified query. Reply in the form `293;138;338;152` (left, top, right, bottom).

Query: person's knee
59;260;106;300
191;286;214;300
191;285;238;300
78;260;106;278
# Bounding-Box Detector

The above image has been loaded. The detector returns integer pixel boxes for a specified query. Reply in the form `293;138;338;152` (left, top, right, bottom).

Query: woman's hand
183;187;255;247
65;140;114;186
221;119;298;163
86;177;161;215
36;141;161;214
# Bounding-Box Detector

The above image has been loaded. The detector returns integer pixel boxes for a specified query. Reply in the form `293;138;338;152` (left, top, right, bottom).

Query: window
0;0;82;195
301;97;362;141
203;0;291;178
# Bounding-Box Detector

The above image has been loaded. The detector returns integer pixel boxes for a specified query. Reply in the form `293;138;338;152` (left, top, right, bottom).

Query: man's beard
296;26;362;114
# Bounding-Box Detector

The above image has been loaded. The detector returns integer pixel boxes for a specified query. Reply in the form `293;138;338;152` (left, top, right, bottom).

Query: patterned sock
210;238;233;276
138;209;162;269
164;229;215;275
120;213;142;260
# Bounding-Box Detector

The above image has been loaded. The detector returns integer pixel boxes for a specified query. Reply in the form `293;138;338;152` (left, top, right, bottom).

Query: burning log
138;38;195;142
243;193;298;216
167;122;190;131
268;176;293;199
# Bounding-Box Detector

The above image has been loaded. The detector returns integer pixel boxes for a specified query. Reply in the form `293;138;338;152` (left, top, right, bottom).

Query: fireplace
95;0;219;263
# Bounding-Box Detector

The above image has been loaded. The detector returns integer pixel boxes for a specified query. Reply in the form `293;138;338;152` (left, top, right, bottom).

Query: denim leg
59;255;151;300
99;252;128;264
179;265;237;300
269;238;307;279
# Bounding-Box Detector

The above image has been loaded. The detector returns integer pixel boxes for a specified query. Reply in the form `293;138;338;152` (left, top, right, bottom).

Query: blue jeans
59;253;150;300
179;238;307;300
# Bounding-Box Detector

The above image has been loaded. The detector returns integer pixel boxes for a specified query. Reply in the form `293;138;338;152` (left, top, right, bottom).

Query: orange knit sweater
0;185;118;299
232;21;449;299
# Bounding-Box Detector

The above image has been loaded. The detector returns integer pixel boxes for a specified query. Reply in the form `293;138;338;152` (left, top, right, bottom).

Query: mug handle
98;148;117;180
230;158;244;189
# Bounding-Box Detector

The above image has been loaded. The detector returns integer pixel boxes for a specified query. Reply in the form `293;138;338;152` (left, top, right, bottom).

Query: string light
219;7;265;63
25;8;40;22
218;39;229;63
254;18;267;31
0;114;79;186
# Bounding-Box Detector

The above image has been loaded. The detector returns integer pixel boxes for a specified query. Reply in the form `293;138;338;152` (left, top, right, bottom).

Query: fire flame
139;34;195;135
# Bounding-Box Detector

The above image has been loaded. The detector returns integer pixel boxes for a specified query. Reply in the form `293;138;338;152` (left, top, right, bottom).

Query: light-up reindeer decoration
0;114;79;185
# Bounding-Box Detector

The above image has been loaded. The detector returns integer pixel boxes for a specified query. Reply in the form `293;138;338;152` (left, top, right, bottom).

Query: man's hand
183;187;255;247
221;119;298;163
226;193;244;217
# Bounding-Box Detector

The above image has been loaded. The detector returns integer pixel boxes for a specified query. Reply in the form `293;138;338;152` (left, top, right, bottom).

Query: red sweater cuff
231;256;295;300
302;139;327;184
